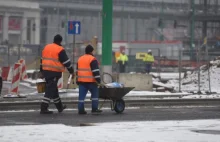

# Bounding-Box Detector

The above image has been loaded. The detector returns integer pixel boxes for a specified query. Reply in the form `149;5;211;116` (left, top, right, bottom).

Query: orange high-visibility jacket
77;54;96;82
41;43;65;72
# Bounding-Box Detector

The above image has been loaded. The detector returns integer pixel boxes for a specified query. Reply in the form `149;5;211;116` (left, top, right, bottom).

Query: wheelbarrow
98;87;135;113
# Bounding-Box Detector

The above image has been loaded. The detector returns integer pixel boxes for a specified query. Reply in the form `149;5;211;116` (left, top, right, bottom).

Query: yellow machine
136;53;147;60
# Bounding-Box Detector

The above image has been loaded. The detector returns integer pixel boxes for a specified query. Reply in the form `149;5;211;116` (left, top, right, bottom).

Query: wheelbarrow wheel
114;99;125;113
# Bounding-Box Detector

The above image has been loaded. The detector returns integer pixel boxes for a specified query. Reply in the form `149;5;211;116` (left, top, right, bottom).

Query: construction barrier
0;76;2;96
7;66;13;81
3;63;24;98
1;59;28;81
18;59;28;80
1;67;10;81
10;63;21;94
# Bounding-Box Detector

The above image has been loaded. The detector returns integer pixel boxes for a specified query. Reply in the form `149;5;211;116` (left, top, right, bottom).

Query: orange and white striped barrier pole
18;59;28;80
3;63;23;98
11;63;21;94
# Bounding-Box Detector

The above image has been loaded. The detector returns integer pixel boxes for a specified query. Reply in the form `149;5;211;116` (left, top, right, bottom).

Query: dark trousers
146;63;152;74
78;83;99;112
119;64;126;73
41;76;63;111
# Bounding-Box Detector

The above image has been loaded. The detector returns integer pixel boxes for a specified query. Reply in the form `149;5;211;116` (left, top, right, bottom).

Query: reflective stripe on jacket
143;54;154;63
77;54;96;82
41;43;65;72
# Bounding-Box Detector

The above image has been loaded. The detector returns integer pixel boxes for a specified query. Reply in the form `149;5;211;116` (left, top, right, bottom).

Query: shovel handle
67;74;72;84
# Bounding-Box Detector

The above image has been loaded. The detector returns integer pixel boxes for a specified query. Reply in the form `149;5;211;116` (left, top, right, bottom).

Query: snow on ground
28;90;191;97
26;70;39;74
151;72;184;80
23;91;220;99
182;94;220;99
22;79;191;97
1;119;220;142
166;62;220;93
20;82;37;89
127;91;190;96
24;78;44;84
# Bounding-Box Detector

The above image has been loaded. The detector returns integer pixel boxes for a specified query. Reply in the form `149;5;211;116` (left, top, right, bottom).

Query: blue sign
68;21;81;35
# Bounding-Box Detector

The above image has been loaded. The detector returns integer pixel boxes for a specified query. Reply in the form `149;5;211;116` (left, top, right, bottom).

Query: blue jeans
78;83;99;111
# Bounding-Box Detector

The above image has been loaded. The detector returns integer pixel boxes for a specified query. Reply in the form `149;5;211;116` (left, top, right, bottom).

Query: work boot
91;109;102;114
78;110;87;115
54;101;66;113
58;104;67;113
40;103;53;114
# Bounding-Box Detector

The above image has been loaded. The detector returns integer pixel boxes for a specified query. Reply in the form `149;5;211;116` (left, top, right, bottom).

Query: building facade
22;0;220;47
3;0;220;47
0;0;41;45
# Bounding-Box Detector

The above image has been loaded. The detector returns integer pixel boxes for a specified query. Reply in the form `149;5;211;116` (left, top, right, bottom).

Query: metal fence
0;44;42;68
1;42;219;93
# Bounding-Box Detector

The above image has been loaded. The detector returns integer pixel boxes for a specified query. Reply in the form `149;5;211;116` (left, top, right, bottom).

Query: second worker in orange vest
76;45;102;114
40;34;74;114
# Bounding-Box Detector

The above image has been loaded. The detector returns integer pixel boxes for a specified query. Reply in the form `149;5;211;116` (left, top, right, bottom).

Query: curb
1;98;220;111
0;94;192;102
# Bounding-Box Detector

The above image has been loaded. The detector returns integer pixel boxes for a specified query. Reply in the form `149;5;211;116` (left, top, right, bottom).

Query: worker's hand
97;83;105;88
38;71;44;79
71;73;75;79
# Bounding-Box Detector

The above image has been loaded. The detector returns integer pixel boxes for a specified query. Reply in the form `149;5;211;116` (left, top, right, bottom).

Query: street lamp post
102;0;113;83
159;1;164;41
190;0;195;59
19;25;30;60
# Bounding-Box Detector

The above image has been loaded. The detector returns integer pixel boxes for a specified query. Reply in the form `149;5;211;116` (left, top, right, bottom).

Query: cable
101;72;113;84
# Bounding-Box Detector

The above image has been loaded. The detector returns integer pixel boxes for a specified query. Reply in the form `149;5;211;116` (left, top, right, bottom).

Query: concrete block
117;73;153;91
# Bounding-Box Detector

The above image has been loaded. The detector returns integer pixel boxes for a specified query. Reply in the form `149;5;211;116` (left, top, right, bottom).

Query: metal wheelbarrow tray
98;87;135;113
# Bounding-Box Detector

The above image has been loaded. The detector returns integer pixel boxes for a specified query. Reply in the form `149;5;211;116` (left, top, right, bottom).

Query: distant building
0;1;41;45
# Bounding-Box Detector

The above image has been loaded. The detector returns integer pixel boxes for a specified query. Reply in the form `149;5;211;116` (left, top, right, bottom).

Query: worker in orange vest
76;45;102;114
40;34;74;114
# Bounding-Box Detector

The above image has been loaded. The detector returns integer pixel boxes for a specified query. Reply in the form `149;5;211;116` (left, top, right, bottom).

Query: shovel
65;74;73;92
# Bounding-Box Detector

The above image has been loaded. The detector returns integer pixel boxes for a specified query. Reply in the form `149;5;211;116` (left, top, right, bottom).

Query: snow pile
1;120;220;142
24;78;44;84
26;70;39;74
151;72;184;80
182;94;220;99
167;57;220;93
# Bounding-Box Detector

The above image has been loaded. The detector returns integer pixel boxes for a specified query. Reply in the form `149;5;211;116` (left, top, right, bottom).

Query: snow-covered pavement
1;119;220;142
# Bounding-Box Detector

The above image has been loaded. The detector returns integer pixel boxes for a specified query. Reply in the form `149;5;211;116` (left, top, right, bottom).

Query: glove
38;71;44;79
72;73;75;79
97;83;105;88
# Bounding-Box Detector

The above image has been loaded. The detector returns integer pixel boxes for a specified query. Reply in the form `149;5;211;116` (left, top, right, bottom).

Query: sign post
68;21;81;68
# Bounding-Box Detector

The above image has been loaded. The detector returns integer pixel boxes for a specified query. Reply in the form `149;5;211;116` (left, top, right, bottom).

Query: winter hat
85;44;94;54
53;34;63;43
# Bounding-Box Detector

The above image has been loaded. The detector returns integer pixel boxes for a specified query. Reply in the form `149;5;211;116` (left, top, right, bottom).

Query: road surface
0;106;220;126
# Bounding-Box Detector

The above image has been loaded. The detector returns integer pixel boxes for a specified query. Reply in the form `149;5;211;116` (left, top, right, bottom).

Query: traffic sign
68;21;81;35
